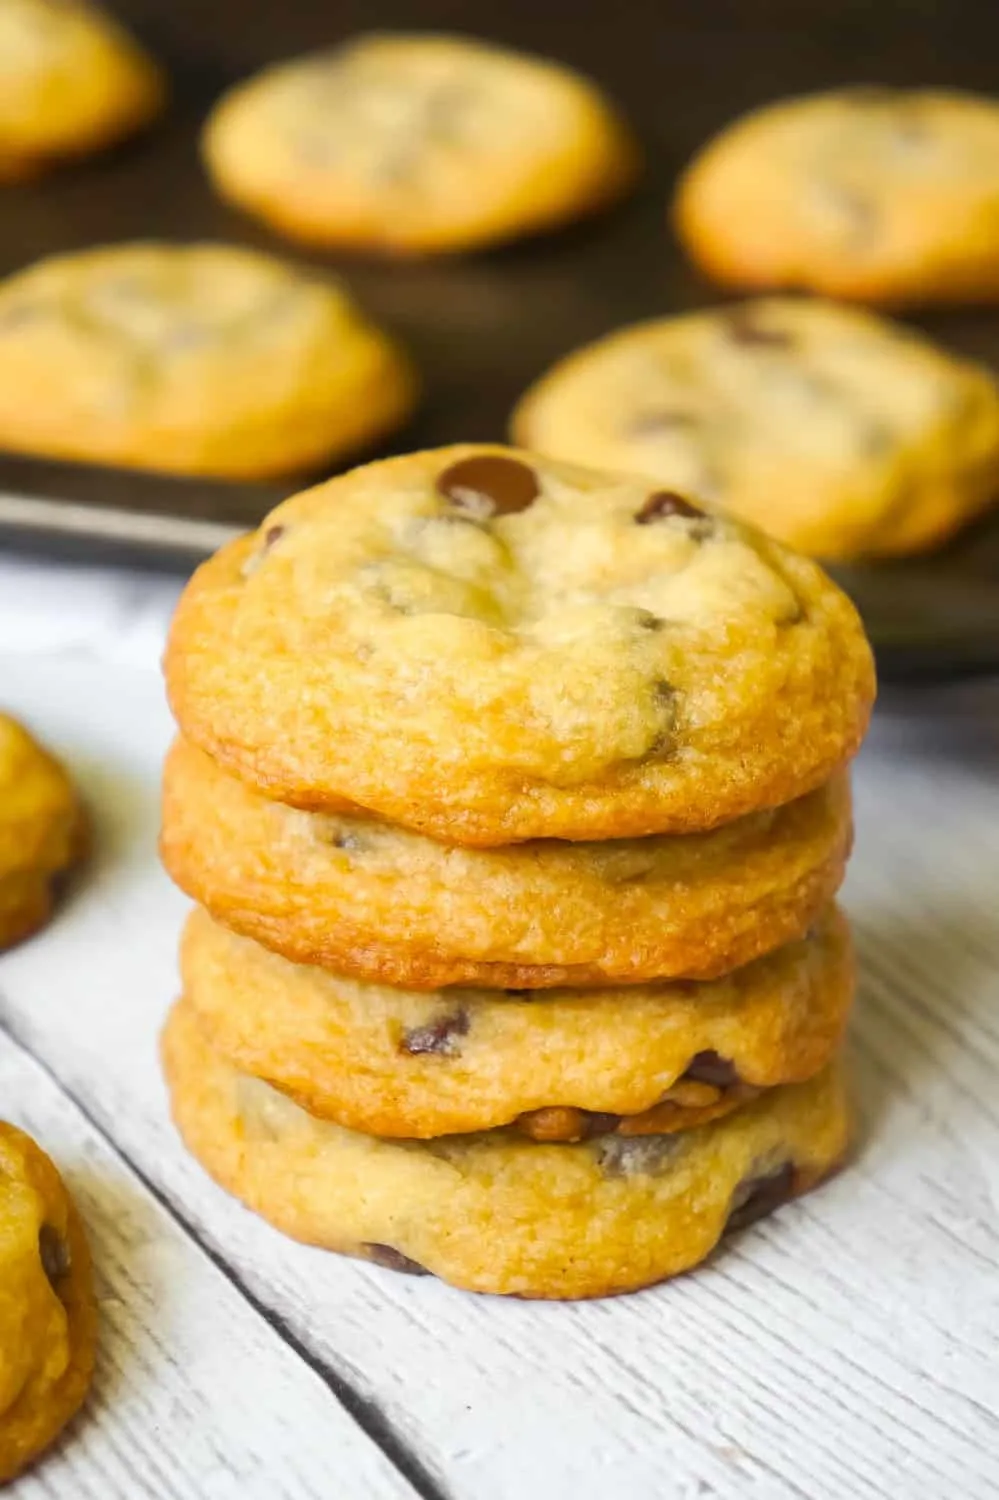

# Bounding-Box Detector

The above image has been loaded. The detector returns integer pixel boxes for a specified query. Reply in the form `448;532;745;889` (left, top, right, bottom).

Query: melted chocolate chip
593;1133;683;1179
38;1224;71;1286
724;311;792;349
263;524;286;550
726;1161;797;1234
635;491;704;524
401;1010;470;1057
684;1051;740;1089
364;1243;432;1276
438;455;540;518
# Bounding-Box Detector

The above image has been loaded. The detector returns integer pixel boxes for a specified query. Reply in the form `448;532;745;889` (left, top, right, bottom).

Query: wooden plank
0;1031;418;1500
2;651;998;1500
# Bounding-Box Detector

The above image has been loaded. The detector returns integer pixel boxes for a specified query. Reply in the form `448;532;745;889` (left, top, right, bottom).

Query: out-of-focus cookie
202;32;638;255
675;88;999;306
180;903;853;1140
0;713;84;950
512;297;999;558
0;243;416;478
164;445;875;845
162;738;851;988
0;0;163;181
162;998;850;1299
0;1124;97;1483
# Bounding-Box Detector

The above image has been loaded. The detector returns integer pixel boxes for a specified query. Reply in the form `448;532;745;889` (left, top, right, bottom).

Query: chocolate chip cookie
0;713;85;951
675;87;999;306
179;903;852;1140
202;32;638;256
162;998;850;1299
0;242;416;478
0;0;163;181
512;297;999;558
164;445;875;845
0;1124;97;1483
163;738;851;988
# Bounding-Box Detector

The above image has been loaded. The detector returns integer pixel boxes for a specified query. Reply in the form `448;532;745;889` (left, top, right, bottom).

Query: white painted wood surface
1;558;999;1499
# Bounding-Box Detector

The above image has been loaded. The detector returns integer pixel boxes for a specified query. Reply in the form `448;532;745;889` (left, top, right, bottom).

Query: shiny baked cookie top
166;445;874;843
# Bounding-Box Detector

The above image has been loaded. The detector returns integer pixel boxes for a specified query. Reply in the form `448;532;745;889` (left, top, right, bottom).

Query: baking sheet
2;0;999;678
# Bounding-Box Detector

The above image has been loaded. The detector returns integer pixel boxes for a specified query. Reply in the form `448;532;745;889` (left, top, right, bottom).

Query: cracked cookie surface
165;445;875;845
0;242;416;478
0;1123;97;1483
203;32;638;255
162;999;850;1299
513;297;999;559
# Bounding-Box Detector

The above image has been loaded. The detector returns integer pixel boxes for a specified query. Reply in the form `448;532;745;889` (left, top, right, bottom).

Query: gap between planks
0;1013;449;1500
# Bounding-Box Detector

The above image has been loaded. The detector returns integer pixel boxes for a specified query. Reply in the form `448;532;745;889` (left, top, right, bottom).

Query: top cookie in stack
164;444;874;847
160;444;874;1299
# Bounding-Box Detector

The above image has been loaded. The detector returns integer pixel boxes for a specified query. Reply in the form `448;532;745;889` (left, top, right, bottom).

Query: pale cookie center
291;57;484;182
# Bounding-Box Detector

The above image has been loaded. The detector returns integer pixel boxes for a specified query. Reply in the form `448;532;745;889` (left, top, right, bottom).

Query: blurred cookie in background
0;0;164;181
674;87;999;307
202;32;639;256
0;713;85;951
0;242;417;478
0;1123;97;1483
512;297;999;559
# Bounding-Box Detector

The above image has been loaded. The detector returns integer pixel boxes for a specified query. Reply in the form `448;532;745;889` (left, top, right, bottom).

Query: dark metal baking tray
2;0;999;680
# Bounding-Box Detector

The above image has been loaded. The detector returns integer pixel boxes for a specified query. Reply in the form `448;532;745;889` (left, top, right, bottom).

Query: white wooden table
1;554;998;1500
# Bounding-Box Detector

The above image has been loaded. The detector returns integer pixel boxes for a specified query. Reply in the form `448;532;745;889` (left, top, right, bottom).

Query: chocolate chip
645;680;677;758
38;1224;71;1286
364;1243;431;1276
437;455;540;518
683;1051;739;1089
400;1010;470;1057
726;1161;797;1234
332;828;364;852
723;311;792;349
635;610;666;632
242;522;287;578
635;491;704;524
593;1133;683;1178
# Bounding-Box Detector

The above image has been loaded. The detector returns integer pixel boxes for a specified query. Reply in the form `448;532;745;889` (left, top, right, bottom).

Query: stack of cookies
159;444;875;1300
